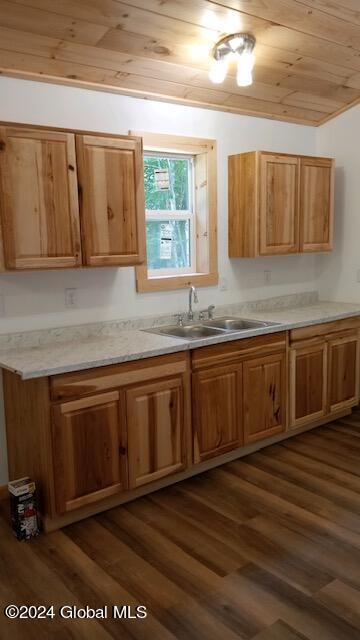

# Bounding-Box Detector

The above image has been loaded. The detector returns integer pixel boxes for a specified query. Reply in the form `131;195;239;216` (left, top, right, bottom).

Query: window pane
144;156;190;211
146;220;191;270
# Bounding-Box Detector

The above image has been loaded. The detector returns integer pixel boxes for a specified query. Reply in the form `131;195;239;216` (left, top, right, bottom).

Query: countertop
1;301;360;379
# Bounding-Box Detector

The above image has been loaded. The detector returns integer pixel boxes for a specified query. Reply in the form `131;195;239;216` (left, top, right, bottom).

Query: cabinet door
289;341;327;428
52;391;126;514
328;334;359;413
76;135;146;267
126;377;190;488
300;157;334;252
259;154;299;255
0;126;81;270
243;353;286;444
193;364;243;463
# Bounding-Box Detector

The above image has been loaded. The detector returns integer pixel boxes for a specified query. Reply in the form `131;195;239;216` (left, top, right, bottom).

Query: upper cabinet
259;154;299;256
0;126;81;270
0;124;146;271
228;151;334;258
76;135;145;267
299;157;334;252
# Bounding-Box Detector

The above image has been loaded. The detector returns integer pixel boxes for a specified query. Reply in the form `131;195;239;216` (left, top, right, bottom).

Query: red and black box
8;477;39;540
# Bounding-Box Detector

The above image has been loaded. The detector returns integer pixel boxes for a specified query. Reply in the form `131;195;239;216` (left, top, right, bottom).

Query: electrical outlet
0;294;4;317
219;277;228;291
264;270;272;284
65;288;77;308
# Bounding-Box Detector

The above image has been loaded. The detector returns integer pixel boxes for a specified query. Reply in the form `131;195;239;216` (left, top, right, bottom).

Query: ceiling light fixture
209;33;256;87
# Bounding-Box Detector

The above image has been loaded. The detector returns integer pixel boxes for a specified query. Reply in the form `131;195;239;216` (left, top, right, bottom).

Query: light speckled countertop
1;299;360;379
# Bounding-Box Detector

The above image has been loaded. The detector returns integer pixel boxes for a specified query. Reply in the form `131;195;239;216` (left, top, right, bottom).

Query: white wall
0;76;318;484
316;105;360;302
0;77;318;334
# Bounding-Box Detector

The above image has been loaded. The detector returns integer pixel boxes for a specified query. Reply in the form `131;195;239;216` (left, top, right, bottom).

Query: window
132;132;218;293
145;153;195;275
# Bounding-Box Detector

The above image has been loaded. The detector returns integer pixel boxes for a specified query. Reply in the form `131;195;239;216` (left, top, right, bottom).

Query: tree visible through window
144;153;196;275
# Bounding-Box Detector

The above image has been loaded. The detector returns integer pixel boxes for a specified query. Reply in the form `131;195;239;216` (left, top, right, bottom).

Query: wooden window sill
136;270;218;293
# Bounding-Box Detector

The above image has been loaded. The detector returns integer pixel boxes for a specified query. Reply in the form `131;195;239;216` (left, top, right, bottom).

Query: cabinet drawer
51;352;189;400
191;332;286;371
290;318;360;343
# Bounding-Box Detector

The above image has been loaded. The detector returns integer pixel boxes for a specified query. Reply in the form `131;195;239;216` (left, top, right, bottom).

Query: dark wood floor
2;412;360;640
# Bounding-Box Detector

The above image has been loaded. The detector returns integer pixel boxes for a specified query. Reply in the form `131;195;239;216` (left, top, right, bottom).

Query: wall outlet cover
65;288;78;308
264;270;272;284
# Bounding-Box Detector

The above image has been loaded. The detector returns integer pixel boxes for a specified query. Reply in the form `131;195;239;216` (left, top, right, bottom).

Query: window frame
144;151;197;277
131;131;218;293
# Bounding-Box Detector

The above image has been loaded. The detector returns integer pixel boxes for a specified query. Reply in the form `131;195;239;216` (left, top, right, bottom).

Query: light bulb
209;58;228;84
236;50;255;87
229;36;243;51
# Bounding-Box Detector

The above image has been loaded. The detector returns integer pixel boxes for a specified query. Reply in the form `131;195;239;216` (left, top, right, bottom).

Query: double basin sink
146;316;279;340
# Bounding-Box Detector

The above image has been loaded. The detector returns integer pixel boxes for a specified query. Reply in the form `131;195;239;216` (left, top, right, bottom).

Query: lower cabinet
243;352;286;444
52;391;127;514
49;354;191;514
289;324;360;428
192;334;288;461
289;340;327;428
192;364;243;462
328;335;359;413
126;377;189;488
7;322;360;531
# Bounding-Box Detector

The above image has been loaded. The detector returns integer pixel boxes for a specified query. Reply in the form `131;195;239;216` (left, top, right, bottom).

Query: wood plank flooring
1;410;360;639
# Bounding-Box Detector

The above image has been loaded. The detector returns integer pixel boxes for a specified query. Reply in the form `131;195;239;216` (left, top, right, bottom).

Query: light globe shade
236;50;255;87
209;58;228;84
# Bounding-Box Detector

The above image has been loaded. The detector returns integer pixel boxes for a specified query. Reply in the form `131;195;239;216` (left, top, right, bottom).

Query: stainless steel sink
202;317;279;331
144;316;280;340
152;324;226;340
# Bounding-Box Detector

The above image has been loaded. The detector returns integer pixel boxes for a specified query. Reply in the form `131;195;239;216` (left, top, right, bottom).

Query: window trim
132;131;218;293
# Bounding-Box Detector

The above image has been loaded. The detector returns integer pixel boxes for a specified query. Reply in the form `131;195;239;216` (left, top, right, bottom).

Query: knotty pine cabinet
52;391;127;514
328;334;359;413
259;153;299;255
4;321;360;532
191;332;287;461
228;151;334;257
126;377;189;488
0;123;145;271
76;134;145;267
243;352;286;444
300;157;334;252
192;363;243;462
289;319;360;428
3;352;191;528
289;340;327;428
0;126;82;270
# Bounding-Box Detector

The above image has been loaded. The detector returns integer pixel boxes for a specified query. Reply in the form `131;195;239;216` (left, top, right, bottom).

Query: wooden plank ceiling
0;0;360;125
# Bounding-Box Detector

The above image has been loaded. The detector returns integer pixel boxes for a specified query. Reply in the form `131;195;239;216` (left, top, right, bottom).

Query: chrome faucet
188;286;198;321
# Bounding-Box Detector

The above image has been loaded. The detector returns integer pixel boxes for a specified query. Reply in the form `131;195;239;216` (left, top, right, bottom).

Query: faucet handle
174;313;185;327
198;305;215;321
